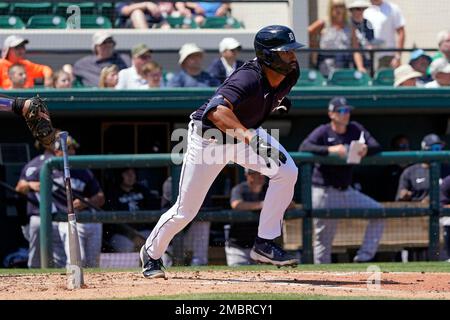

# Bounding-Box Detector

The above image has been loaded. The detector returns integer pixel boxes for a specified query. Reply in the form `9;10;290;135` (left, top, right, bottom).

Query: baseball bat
59;131;84;289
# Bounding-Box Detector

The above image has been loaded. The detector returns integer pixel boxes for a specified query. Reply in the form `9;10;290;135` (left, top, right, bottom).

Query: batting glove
249;135;287;168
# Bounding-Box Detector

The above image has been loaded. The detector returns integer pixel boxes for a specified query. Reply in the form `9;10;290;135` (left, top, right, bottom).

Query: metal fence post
300;163;313;264
39;159;53;268
428;161;441;261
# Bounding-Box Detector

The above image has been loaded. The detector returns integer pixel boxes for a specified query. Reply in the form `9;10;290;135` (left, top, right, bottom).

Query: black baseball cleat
140;245;166;279
250;239;298;267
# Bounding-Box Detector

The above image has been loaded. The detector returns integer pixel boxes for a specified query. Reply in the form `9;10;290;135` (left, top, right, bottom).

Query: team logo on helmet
288;32;294;41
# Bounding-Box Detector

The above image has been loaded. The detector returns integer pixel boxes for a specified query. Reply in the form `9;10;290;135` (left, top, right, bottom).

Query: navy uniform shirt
192;58;300;131
20;153;102;216
397;164;450;202
299;121;382;189
207;58;245;84
440;175;450;206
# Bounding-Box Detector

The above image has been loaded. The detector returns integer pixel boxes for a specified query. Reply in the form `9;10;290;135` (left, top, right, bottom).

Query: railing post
39;159;53;268
300;163;314;264
428;161;441;261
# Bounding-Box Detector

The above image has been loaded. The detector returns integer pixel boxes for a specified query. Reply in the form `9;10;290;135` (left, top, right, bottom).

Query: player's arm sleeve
440;177;450;206
202;69;257;122
395;170;410;201
299;126;329;155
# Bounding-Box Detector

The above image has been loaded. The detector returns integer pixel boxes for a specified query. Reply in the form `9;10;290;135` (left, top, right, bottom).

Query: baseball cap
421;134;445;151
394;64;422;87
219;37;241;53
131;43;152;57
1;35;29;59
328;96;354;112
92;31;115;50
178;43;204;65
429;58;450;76
409;49;432;64
348;0;371;10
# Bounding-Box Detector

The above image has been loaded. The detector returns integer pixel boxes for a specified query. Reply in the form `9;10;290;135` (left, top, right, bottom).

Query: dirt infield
1;269;450;299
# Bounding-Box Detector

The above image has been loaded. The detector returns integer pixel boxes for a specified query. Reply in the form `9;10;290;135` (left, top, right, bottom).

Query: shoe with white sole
140;245;166;279
250;239;298;267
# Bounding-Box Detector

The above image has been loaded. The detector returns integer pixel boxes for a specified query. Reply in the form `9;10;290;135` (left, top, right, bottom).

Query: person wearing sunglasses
299;96;384;264
396;134;448;203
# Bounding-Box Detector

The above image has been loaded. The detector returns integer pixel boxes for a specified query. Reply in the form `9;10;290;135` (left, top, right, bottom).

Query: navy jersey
299;121;382;188
19;153;102;216
106;183;160;212
192;59;299;131
440;175;450;206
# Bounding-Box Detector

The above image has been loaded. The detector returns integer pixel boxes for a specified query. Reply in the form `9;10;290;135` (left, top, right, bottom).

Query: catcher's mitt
21;96;56;149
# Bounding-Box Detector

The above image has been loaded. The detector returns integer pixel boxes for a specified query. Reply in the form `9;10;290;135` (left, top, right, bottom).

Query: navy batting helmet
254;25;305;75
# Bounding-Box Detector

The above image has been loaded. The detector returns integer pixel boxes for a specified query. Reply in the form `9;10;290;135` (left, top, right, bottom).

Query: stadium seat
80;15;112;28
327;69;371;86
166;16;197;29
26;15;67;29
11;2;53;22
98;2;114;21
201;16;243;29
0;16;25;29
373;68;395;86
295;69;326;87
54;2;97;17
0;2;11;15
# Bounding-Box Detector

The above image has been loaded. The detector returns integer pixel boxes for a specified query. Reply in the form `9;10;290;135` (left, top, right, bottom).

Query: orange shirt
0;58;53;89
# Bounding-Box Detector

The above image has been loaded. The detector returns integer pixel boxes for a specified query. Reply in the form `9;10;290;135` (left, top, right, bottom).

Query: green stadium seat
0;16;25;29
26;15;67;29
295;68;326;87
80;15;112;29
201;16;243;29
98;2;114;21
373;68;394;86
11;2;53;22
327;69;371;86
0;2;11;15
54;2;96;17
166;16;197;29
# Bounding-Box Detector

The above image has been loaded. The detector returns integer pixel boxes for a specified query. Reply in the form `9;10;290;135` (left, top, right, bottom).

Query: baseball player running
140;25;304;278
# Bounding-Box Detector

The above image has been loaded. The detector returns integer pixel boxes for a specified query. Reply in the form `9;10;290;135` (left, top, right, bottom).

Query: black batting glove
274;97;292;115
249;135;287;168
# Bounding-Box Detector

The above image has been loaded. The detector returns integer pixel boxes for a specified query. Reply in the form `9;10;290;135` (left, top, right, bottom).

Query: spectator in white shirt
364;0;405;69
116;43;152;89
425;58;450;88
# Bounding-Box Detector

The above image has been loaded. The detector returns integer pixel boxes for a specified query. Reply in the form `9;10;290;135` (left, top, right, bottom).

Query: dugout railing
39;152;450;267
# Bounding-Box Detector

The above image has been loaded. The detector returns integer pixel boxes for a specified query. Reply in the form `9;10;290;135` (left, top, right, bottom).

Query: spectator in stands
116;1;169;29
425;58;450;88
62;64;75;85
104;168;163;254
7;64;26;89
53;135;105;268
394;64;422;87
99;65;119;88
142;61;165;88
52;69;73;89
207;37;244;84
409;49;433;86
178;2;231;27
364;0;406;69
434;30;450;62
73;31;129;87
299;96;384;263
439;175;450;262
168;43;220;87
116;44;152;89
348;0;374;72
0;35;53;89
396;133;448;204
308;0;366;77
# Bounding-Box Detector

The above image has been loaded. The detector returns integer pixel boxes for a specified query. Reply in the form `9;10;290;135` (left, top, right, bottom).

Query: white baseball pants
145;120;298;260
